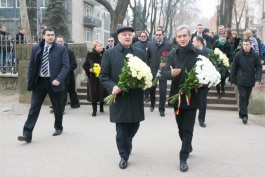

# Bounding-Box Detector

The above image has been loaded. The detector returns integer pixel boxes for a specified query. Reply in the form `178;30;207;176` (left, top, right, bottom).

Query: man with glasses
134;31;151;103
147;29;172;117
106;37;115;50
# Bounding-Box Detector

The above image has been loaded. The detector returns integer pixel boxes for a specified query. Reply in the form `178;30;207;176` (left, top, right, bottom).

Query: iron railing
0;34;26;75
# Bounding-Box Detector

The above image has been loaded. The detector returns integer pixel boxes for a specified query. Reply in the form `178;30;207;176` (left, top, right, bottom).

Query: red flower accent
162;51;169;56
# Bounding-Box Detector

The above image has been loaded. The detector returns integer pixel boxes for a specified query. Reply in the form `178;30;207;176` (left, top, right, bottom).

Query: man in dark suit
147;29;172;117
192;36;213;128
165;25;204;172
100;26;146;169
18;27;69;143
105;37;115;50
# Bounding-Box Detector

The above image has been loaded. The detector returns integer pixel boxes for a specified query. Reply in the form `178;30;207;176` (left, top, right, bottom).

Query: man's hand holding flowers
152;51;169;86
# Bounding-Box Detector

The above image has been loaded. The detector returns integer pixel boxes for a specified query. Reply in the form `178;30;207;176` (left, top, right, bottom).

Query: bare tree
233;0;247;33
95;0;130;32
19;0;32;40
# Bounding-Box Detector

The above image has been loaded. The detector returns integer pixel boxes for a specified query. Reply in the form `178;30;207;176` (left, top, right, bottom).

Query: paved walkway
1;91;265;177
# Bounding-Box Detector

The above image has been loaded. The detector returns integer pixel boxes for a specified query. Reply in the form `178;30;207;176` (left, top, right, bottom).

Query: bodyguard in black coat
18;28;69;143
164;25;204;172
147;29;172;117
230;39;262;124
99;26;146;169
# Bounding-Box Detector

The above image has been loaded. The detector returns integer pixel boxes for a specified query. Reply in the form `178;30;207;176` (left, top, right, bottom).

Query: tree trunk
19;0;32;41
218;0;234;28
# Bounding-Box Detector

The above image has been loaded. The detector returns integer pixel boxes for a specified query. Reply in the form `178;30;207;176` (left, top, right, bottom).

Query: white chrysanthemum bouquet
104;54;153;105
168;55;221;115
208;48;230;71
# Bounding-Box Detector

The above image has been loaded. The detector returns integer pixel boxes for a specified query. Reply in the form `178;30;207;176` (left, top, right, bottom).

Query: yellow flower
93;63;101;77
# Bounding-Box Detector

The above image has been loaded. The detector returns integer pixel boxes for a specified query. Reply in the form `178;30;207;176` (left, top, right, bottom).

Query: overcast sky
197;0;218;17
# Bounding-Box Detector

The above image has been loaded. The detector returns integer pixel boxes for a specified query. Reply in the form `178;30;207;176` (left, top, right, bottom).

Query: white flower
214;48;221;55
196;55;221;87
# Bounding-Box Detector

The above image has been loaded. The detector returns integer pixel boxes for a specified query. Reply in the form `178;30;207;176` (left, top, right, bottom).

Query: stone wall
248;66;265;114
15;43;87;104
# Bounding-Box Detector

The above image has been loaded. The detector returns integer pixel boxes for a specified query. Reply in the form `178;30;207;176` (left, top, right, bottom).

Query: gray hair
175;25;191;36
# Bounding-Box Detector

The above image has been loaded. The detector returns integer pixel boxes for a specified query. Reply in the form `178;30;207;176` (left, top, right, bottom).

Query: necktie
41;46;49;76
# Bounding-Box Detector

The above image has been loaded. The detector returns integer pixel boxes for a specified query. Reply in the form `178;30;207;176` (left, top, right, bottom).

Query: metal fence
0;34;26;75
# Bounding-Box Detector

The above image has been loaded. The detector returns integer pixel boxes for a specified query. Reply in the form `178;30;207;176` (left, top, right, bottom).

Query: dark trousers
62;84;69;113
238;86;252;118
116;122;140;160
175;108;196;161
198;86;209;123
216;77;226;94
68;71;80;107
150;79;167;112
144;88;150;99
23;77;64;138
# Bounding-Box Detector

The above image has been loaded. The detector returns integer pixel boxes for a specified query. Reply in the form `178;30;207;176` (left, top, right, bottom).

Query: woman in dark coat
83;40;107;117
212;35;232;98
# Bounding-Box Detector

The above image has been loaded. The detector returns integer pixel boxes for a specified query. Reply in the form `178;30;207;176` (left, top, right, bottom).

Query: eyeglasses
156;34;162;36
108;40;114;42
140;36;147;38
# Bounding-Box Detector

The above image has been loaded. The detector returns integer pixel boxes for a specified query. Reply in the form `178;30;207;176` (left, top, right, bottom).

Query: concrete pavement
1;91;265;177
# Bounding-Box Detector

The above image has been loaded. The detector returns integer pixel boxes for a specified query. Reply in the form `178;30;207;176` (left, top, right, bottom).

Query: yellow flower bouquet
93;63;101;77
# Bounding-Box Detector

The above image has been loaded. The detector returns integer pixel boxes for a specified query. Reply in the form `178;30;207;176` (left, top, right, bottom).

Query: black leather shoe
119;157;128;169
180;160;188;172
53;130;63;136
160;111;165;117
71;104;80;108
92;112;97;117
150;106;154;112
18;136;31;143
242;117;248;124
199;122;206;128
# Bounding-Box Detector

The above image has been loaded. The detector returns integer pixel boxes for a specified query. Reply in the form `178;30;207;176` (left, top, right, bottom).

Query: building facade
0;0;121;48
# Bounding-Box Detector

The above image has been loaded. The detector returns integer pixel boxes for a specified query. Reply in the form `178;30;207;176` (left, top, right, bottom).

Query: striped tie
41;46;49;76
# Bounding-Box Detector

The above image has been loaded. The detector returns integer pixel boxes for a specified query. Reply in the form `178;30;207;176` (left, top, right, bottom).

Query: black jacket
27;39;69;92
99;43;146;123
147;40;172;79
230;48;262;87
164;43;204;109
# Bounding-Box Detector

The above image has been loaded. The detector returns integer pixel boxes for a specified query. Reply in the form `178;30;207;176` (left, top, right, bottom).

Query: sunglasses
108;40;114;42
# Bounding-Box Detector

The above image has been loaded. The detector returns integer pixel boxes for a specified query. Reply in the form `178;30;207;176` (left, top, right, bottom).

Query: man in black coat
100;26;146;169
133;31;151;102
147;29;172;117
18;27;69;143
56;36;80;109
230;39;262;124
164;25;204;172
192;36;213;128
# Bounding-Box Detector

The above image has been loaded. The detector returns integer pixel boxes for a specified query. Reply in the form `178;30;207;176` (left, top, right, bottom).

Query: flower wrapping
152;51;169;87
93;63;101;77
168;55;221;115
104;54;153;105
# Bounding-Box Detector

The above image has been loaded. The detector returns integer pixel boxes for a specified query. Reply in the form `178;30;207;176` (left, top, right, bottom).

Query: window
0;0;14;7
86;29;92;42
16;0;50;8
96;11;100;19
96;31;101;41
85;4;92;17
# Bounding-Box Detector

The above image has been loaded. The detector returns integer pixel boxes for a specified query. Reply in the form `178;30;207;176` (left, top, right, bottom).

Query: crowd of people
15;23;263;173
